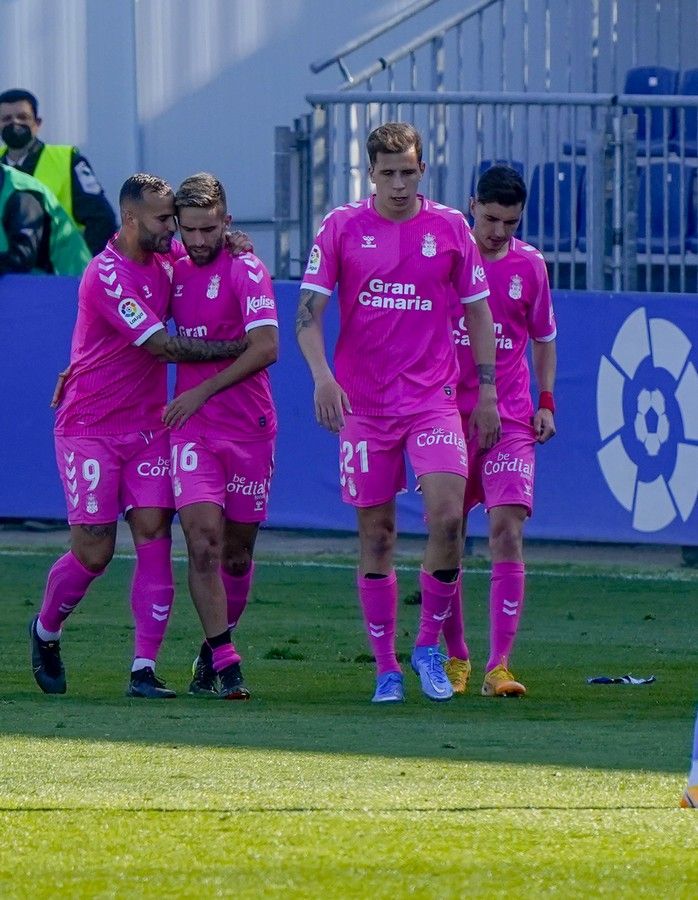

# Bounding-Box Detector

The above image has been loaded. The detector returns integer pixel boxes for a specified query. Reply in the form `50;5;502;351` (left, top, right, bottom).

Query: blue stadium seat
525;162;584;252
670;68;698;157
624;65;679;155
636;162;695;253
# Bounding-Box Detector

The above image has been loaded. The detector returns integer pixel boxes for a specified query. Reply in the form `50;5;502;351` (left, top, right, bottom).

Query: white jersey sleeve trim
460;288;490;304
300;282;333;296
533;329;557;343
245;319;279;332
133;322;164;346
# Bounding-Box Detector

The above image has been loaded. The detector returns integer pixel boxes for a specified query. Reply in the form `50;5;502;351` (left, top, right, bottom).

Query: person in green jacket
0;163;91;276
0;88;117;255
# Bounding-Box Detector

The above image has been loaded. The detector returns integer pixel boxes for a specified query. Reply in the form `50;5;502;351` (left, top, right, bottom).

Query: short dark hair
475;165;527;208
366;122;423;165
119;173;172;209
175;172;227;214
0;88;39;118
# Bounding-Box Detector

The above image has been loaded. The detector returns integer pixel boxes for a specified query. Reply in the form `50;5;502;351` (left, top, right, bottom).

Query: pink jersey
453;237;556;426
301;195;489;416
55;238;185;436
170;251;277;441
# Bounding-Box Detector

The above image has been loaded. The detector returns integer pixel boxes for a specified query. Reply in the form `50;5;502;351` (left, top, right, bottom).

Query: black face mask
2;123;33;150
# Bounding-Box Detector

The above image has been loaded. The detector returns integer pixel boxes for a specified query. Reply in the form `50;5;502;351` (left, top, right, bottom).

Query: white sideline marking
0;548;695;582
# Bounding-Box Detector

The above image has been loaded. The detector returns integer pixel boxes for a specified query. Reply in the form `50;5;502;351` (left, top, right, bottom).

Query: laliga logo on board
596;307;698;532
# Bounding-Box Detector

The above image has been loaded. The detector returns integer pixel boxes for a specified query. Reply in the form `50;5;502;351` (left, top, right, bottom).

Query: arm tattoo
295;289;318;335
476;364;496;386
159;335;248;362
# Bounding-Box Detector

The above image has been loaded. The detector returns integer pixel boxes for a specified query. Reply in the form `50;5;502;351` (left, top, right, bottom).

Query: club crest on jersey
361;235;376;249
86;493;99;514
508;274;523;300
206;274;221;299
421;233;437;257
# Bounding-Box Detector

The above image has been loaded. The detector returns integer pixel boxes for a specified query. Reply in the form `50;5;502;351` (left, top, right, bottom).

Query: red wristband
538;391;555;413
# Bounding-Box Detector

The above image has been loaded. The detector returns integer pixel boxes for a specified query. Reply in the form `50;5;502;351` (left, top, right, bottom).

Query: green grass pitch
0;544;696;897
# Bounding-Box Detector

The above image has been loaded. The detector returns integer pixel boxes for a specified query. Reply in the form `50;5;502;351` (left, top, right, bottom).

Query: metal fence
311;0;697;97
274;91;698;292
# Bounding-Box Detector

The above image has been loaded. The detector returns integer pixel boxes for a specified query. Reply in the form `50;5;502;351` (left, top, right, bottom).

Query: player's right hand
314;377;352;433
50;365;71;408
225;230;253;256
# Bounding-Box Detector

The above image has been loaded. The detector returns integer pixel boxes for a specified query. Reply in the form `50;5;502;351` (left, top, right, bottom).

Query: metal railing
274;91;698;292
309;0;693;97
309;0;442;83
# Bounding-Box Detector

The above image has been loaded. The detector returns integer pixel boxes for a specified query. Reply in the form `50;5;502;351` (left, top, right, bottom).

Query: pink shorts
463;425;536;515
339;407;467;507
54;430;174;525
170;433;275;523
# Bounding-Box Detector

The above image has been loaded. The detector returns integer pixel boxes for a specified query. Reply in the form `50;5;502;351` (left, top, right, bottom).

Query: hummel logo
369;623;385;638
502;599;519;617
152;603;170;622
361;235;377;249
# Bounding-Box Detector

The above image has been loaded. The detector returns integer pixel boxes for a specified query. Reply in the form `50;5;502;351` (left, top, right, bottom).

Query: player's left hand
50;364;71;408
534;408;556;443
469;394;501;450
162;386;209;428
225;230;253;256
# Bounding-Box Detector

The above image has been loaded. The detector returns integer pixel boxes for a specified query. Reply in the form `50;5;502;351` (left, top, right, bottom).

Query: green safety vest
0;144;78;229
0;166;91;275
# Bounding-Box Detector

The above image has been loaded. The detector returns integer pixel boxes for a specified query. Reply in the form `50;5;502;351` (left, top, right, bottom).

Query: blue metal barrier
1;277;696;544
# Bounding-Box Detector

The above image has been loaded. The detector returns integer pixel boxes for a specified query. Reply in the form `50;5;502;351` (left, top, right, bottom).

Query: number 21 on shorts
340;439;369;477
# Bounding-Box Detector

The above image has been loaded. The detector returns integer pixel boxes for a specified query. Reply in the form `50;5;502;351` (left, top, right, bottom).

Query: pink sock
212;642;241;672
415;569;460;647
130;538;174;663
357;570;400;675
221;562;254;630
487;561;525;671
441;570;470;660
38;551;103;634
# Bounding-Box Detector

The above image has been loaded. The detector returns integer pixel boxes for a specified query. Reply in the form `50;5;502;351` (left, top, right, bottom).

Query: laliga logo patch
508;274;523;300
206;274;221;299
421;233;437;257
306;244;321;274
118;298;146;328
596;307;698;532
